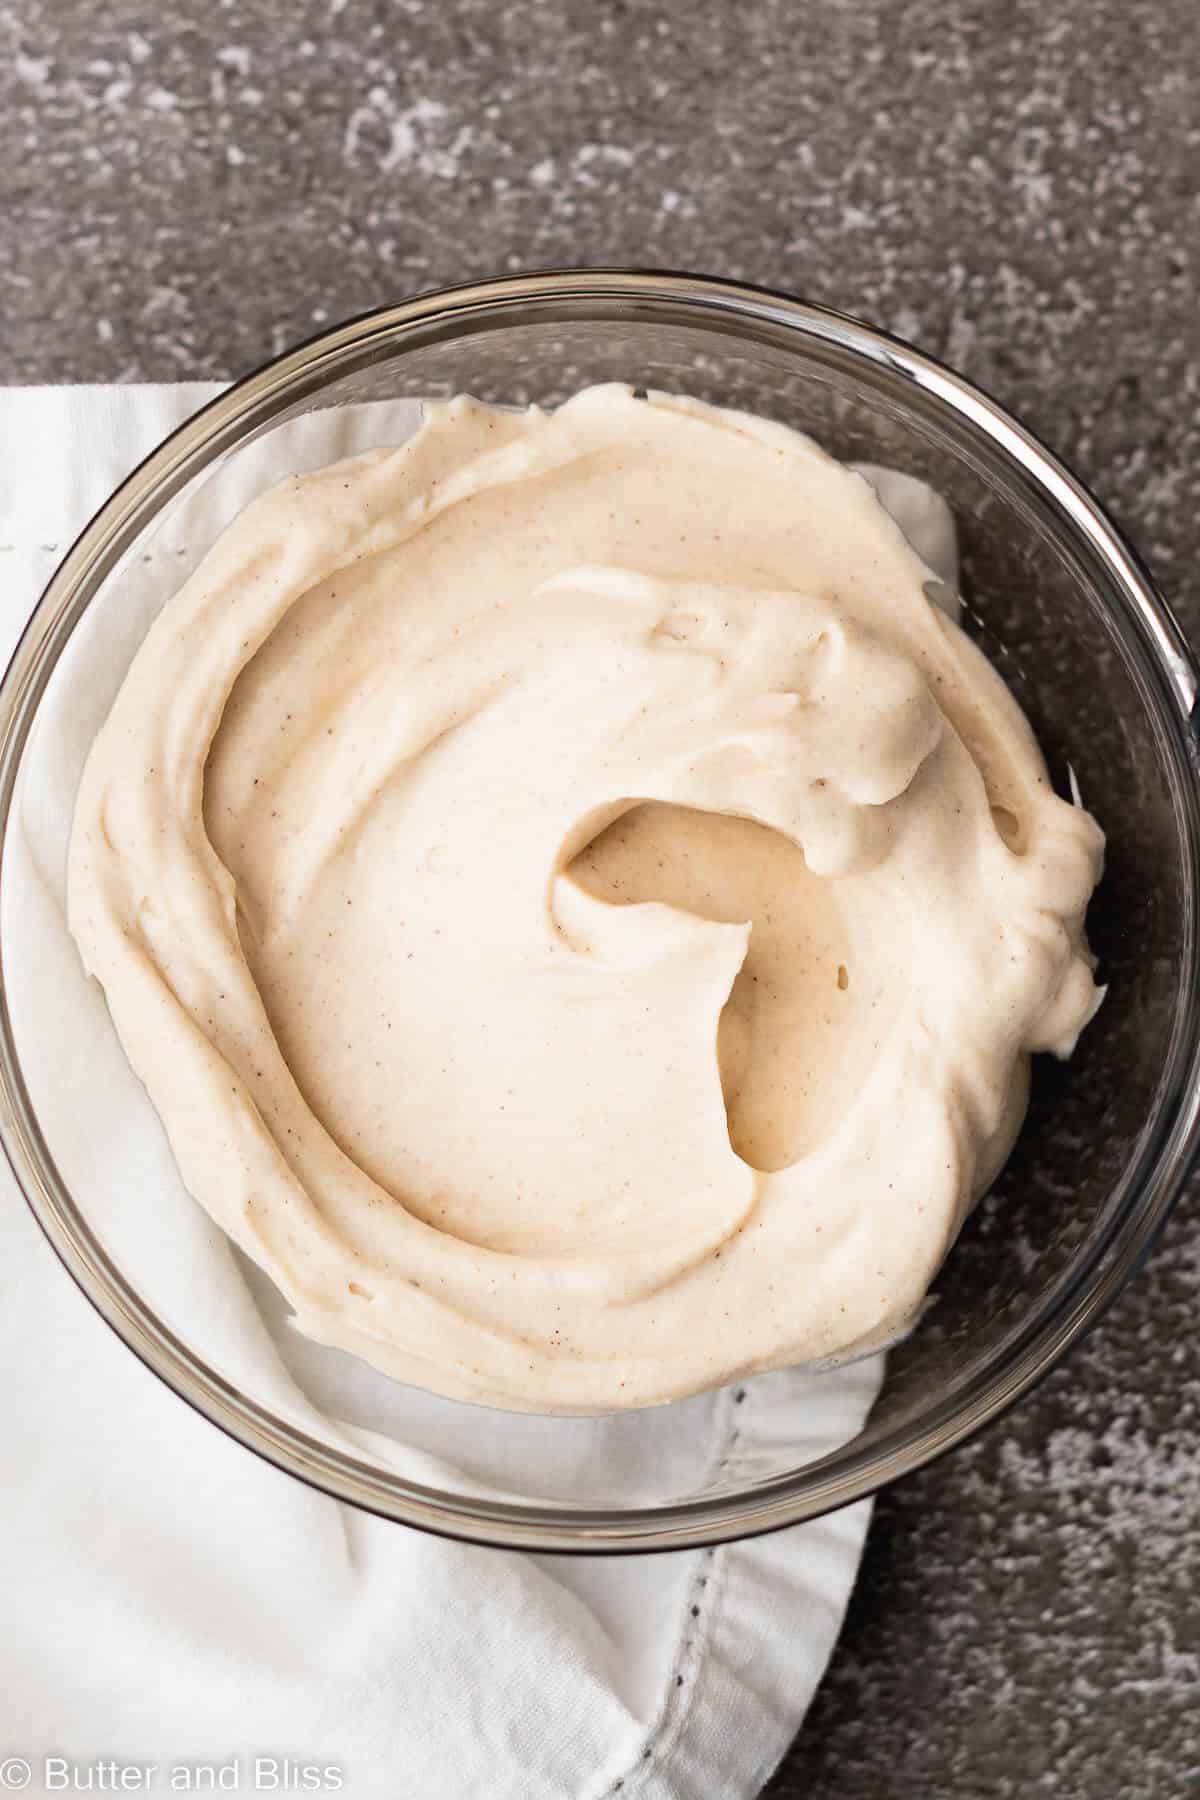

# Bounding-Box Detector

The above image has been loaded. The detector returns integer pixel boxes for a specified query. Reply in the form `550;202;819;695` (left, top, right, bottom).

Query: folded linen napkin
0;383;904;1800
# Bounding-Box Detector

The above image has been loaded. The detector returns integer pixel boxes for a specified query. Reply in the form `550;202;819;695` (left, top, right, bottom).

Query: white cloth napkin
0;384;892;1800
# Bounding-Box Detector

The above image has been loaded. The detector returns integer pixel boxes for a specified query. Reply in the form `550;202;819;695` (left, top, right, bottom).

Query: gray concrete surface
3;1;1199;1794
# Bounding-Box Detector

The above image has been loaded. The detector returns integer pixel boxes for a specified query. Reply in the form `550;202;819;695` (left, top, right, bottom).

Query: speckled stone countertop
3;1;1199;1794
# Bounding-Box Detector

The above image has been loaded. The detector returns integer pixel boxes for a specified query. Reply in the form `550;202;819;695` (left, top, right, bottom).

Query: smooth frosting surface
68;386;1104;1411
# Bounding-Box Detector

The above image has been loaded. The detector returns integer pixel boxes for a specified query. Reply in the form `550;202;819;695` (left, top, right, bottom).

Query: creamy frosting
68;386;1104;1412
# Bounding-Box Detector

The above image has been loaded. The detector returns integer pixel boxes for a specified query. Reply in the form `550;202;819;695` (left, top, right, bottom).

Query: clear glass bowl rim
2;268;1199;1553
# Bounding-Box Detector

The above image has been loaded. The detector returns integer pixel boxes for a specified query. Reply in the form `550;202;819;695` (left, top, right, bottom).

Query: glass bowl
2;271;1198;1553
